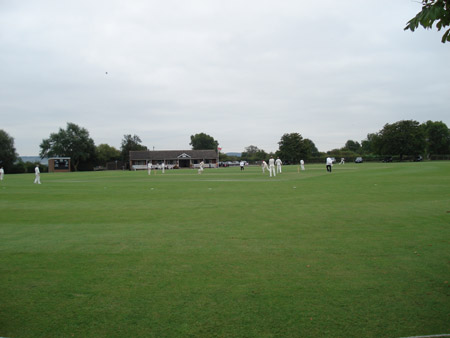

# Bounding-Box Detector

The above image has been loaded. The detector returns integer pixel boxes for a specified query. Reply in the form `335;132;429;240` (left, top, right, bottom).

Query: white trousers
269;165;276;177
277;165;282;173
34;175;41;184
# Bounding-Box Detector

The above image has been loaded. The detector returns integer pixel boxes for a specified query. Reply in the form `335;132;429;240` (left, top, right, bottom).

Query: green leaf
404;18;419;31
442;28;450;43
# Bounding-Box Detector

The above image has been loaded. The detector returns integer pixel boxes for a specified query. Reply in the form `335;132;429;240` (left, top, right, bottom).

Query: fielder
269;157;276;177
261;160;269;173
0;166;4;181
34;165;41;184
276;157;282;173
147;162;152;175
198;161;204;174
300;159;305;171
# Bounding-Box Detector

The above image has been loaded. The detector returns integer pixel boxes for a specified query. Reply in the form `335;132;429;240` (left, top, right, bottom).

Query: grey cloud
1;0;449;155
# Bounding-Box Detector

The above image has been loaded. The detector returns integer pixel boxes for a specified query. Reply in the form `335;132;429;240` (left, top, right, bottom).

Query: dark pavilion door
178;159;190;168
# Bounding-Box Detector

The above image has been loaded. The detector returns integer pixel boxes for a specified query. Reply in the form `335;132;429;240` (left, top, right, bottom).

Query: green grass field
0;162;449;338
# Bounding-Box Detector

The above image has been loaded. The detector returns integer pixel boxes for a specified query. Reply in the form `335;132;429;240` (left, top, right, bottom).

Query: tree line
0;127;221;173
236;120;449;164
0;119;449;173
328;120;450;162
0;125;146;173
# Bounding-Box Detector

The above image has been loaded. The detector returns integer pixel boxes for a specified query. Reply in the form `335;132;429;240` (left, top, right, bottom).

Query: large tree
373;120;426;160
189;133;218;150
303;138;319;158
243;145;260;155
405;0;450;43
344;140;361;153
361;133;379;155
422;120;450;156
0;129;18;172
241;145;267;162
120;134;147;166
277;133;309;163
96;144;121;165
40;123;96;171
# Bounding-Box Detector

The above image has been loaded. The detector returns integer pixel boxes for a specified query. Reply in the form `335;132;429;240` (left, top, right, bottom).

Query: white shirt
240;161;245;166
35;166;40;174
269;158;275;166
262;161;268;167
326;157;333;165
300;160;304;165
276;159;282;166
147;163;152;169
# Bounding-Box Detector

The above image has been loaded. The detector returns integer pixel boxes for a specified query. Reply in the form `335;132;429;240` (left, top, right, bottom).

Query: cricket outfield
0;162;449;337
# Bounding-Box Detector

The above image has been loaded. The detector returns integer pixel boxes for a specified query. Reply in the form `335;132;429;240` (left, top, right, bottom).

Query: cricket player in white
276;157;282;173
0;166;4;181
300;159;305;171
198;161;204;174
261;161;269;173
34;165;41;184
161;161;165;174
269;157;276;177
147;162;152;175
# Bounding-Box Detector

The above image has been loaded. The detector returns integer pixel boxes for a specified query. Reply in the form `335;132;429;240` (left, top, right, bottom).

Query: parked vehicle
383;157;393;163
355;157;363;163
414;155;423;162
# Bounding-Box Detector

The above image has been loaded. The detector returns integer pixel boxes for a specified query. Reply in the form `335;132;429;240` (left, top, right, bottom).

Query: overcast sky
1;0;449;156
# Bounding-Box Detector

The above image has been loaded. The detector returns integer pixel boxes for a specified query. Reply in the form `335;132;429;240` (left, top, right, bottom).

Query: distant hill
226;152;241;157
20;156;48;165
